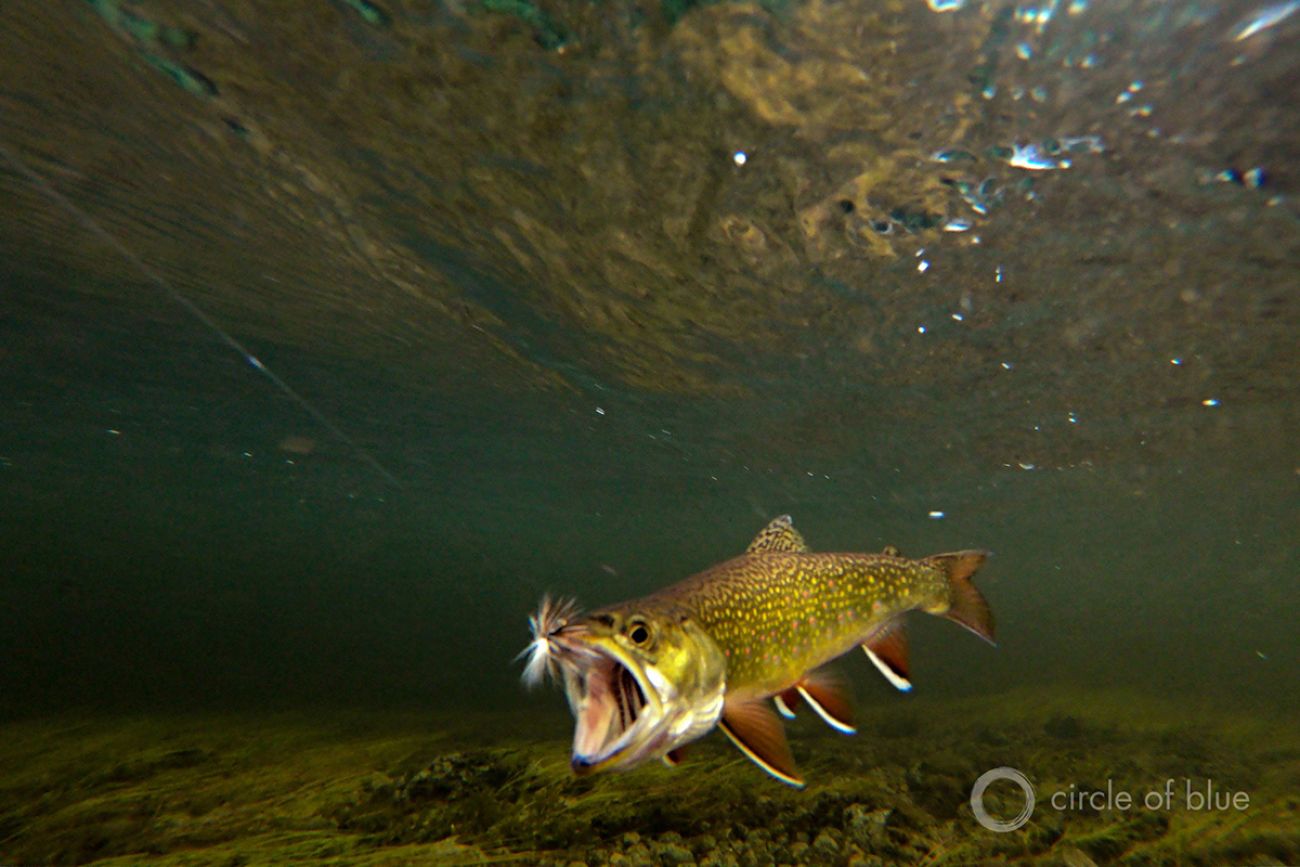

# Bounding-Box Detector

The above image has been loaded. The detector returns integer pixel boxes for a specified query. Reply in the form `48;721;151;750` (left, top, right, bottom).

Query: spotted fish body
660;550;956;700
522;515;995;786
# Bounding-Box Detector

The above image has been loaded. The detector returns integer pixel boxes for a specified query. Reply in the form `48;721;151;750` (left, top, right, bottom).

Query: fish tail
923;550;995;646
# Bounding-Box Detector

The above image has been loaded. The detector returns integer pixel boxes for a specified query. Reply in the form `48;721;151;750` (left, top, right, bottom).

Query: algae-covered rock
844;803;892;850
1044;714;1085;740
1069;812;1169;862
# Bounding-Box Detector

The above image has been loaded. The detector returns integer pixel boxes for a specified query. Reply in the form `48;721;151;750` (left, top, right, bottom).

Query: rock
698;852;739;867
845;803;892;849
812;829;841;857
1044;714;1084;740
1051;846;1099;867
658;842;695;865
847;854;885;867
976;727;1010;746
625;843;655;867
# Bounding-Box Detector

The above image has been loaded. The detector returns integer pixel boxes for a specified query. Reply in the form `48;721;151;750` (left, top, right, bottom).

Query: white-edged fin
773;693;797;719
863;621;912;692
864;646;913;692
719;697;804;788
796;685;857;734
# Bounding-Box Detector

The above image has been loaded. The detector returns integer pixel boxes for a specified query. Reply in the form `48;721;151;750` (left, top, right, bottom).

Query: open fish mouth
560;643;664;773
518;601;667;771
521;596;727;775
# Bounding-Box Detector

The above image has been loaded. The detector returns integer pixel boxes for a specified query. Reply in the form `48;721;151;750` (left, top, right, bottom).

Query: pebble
813;829;841;857
845;803;893;849
659;842;695;865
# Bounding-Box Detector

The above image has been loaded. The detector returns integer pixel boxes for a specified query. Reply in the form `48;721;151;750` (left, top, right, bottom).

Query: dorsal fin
746;515;810;554
881;544;902;557
719;696;804;787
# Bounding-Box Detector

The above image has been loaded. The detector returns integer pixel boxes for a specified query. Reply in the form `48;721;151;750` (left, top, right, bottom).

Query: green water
0;0;1296;863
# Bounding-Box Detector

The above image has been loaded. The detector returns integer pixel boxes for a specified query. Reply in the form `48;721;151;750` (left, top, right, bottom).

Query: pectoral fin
719;697;804;787
795;671;856;734
662;746;688;767
863;621;912;692
773;689;800;719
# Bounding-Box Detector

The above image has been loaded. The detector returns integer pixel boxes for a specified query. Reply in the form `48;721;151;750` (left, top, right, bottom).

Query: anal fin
863;620;912;692
719;697;804;787
796;670;856;734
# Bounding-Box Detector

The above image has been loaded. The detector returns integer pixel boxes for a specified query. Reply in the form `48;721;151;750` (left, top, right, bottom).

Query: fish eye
628;621;650;645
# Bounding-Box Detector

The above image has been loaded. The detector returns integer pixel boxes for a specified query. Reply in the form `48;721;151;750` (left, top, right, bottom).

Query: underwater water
0;0;1297;863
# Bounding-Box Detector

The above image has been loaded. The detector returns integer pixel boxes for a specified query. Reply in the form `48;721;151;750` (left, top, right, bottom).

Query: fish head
527;600;727;775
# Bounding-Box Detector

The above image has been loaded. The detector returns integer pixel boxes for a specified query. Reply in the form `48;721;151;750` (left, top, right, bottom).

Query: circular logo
970;767;1036;832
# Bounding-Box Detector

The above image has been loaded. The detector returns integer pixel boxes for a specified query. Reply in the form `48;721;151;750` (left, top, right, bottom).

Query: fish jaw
543;611;727;775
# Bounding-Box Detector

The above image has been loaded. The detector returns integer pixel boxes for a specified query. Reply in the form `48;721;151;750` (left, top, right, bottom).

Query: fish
519;515;995;786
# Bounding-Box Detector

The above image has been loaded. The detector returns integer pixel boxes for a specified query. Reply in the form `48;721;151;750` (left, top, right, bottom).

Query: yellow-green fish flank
659;551;954;697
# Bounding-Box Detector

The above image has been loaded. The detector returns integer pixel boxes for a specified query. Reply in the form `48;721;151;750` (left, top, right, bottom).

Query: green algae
477;0;574;51
141;55;218;98
0;691;1295;865
83;0;217;103
85;0;194;49
339;0;391;28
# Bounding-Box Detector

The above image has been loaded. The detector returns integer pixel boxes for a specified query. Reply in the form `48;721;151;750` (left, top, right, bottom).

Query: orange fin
746;515;811;554
796;671;856;734
662;746;688;767
719;697;804;787
924;550;995;645
774;689;800;719
863;620;912;692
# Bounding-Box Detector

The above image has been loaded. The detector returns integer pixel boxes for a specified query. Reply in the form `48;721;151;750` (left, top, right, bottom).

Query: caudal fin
924;550;995;646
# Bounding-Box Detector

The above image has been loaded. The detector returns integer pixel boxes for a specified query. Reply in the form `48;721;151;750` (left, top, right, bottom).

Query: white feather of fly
517;595;580;688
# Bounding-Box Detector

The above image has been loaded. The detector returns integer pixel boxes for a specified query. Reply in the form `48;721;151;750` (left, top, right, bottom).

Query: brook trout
519;515;995;786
